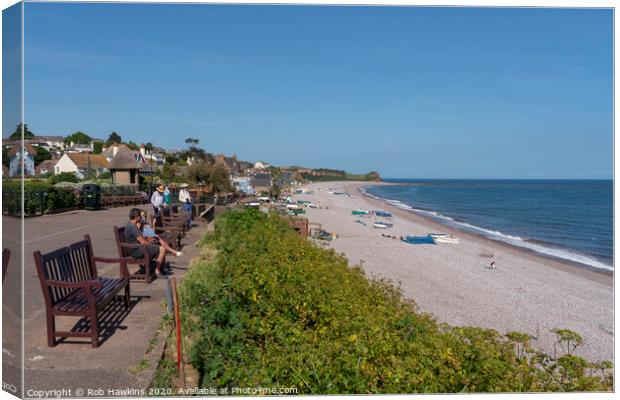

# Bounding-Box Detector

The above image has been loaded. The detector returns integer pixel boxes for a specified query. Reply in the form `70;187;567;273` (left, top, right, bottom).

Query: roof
108;146;144;170
66;153;109;169
251;173;272;187
35;159;59;174
35;135;64;141
102;143;133;158
8;143;36;156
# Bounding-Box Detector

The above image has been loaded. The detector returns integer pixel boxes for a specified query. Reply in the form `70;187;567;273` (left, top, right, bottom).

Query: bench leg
145;264;151;284
46;312;56;347
124;284;130;309
90;311;99;348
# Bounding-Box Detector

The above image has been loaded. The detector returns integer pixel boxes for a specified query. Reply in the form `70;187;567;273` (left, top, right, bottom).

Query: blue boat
402;235;436;245
375;210;393;217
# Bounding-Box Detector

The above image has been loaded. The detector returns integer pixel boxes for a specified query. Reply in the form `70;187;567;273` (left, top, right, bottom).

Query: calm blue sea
363;180;613;271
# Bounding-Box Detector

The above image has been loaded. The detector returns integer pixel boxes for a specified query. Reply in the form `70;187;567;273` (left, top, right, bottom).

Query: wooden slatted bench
33;235;131;347
113;226;160;284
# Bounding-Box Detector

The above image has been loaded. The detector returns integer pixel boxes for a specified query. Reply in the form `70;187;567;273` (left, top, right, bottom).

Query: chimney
113;143;119;157
140;143;146;155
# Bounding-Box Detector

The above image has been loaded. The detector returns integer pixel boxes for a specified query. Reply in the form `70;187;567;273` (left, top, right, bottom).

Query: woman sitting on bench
139;210;183;257
124;208;169;276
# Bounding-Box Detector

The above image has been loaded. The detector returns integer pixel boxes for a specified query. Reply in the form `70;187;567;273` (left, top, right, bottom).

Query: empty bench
34;235;131;347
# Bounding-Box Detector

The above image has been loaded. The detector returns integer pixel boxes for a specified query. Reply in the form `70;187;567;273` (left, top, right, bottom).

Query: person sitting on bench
139;210;183;257
125;208;170;276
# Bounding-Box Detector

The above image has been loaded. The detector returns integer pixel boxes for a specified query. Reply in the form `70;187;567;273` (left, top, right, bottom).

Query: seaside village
1;124;614;395
1;126;449;246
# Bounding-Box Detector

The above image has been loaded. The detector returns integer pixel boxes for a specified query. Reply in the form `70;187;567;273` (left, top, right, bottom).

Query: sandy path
291;181;614;362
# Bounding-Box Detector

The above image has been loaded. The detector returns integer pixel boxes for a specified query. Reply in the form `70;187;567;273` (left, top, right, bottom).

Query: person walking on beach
151;184;165;218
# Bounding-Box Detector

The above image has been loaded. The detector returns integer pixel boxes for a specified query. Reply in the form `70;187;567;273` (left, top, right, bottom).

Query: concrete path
3;205;209;398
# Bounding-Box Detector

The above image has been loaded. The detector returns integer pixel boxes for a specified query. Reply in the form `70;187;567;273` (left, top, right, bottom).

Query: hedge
178;209;612;393
2;180;81;216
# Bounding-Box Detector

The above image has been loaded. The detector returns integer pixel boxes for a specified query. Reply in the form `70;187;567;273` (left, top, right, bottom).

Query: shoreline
292;181;614;362
357;182;613;287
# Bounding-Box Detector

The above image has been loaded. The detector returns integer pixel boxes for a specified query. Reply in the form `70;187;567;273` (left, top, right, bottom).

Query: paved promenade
2;205;209;398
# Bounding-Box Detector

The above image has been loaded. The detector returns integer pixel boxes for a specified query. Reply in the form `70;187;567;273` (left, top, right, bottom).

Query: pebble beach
290;181;614;362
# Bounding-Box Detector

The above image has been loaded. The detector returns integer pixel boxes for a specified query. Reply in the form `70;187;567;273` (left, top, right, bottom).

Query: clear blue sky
11;4;614;179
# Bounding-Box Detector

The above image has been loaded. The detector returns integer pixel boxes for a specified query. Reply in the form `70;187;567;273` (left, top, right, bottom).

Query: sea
363;179;613;271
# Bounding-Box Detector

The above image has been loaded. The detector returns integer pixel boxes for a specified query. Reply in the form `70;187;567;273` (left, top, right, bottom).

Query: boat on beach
352;209;370;215
430;233;459;244
373;221;393;229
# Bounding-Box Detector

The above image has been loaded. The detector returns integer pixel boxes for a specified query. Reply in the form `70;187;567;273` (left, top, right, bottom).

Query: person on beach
125;208;169;276
138;210;183;257
151;184;165;218
490;261;497;270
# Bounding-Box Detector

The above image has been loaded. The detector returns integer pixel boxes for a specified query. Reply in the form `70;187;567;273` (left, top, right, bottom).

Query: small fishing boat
374;210;393;218
430;233;459;244
402;235;436;245
373;221;393;229
352;209;370;215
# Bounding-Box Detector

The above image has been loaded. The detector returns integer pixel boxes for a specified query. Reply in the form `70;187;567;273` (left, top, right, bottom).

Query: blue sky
9;4;614;178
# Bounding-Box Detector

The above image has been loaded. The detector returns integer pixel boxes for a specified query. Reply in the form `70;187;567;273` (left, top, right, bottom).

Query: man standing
178;184;193;228
151;184;165;218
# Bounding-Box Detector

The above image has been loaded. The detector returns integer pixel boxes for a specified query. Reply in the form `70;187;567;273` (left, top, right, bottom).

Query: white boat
373;221;393;229
430;233;459;244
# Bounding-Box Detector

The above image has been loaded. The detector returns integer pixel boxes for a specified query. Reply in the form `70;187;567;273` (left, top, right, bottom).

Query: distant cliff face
365;171;381;181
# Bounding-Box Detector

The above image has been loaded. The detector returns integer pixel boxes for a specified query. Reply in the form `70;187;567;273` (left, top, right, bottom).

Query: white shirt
151;191;164;208
179;189;191;203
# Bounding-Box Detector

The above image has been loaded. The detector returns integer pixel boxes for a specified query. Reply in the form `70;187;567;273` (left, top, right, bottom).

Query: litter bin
83;183;101;210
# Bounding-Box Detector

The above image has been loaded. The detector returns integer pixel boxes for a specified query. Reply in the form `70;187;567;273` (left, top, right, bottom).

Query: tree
125;141;139;151
165;153;180;165
2;147;9;168
9;123;35;140
269;183;281;199
93;142;103;154
186;162;232;192
144;142;154;152
64;131;92;145
106;132;122;145
34;146;52;165
185;138;199;146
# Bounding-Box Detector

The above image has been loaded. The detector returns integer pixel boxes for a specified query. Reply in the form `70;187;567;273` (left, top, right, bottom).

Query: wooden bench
156;208;188;238
113;226;161;284
33;235;131;347
3;248;10;284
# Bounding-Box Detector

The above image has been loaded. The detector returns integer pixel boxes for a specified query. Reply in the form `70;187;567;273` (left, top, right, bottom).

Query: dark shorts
131;243;160;260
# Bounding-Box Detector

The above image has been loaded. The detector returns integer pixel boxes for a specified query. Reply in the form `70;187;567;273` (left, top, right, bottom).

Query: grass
150;208;613;394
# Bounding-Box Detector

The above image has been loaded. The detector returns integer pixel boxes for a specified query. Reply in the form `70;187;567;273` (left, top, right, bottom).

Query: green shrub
2;179;81;215
49;172;79;184
178;209;612;393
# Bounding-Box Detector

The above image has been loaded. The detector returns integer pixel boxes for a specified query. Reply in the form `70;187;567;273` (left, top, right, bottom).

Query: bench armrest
93;256;133;278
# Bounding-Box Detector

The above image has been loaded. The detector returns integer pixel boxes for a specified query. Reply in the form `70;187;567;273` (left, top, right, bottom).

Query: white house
55;153;109;179
254;161;270;170
36;135;65;151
